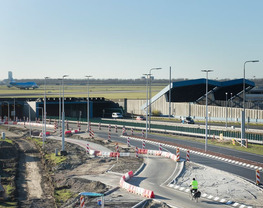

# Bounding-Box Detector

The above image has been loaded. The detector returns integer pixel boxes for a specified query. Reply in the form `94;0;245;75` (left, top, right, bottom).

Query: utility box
1;132;5;140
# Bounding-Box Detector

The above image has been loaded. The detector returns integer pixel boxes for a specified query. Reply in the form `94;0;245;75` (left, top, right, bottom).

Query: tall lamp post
230;93;233;121
225;92;228;128
85;75;92;132
143;73;150;138
36;107;44;147
242;60;259;146
58;79;62;129
61;75;68;154
148;67;161;131
201;69;213;152
44;77;49;144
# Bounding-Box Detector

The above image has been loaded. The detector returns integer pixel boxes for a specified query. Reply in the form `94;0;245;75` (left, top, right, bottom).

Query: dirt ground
1;125;166;208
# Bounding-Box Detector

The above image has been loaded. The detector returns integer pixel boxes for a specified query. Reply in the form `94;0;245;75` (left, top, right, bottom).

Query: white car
112;112;123;119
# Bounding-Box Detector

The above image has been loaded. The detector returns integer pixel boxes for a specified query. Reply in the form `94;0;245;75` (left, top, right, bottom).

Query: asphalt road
94;127;262;184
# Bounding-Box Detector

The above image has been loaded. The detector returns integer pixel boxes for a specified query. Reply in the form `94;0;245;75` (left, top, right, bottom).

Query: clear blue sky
0;0;262;80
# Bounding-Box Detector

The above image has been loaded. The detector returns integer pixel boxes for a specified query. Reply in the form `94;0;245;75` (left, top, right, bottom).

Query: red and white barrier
108;124;111;132
116;143;119;152
86;143;90;154
176;148;180;162
120;171;154;198
142;140;145;149
80;195;85;208
127;137;130;147
142;129;145;138
115;125;118;133
122;126;126;135
39;132;51;137
136;147;138;158
186;150;190;161
256;169;260;185
108;132;111;141
159;143;162;151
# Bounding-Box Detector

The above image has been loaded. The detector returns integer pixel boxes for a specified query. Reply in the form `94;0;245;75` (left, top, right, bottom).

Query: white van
112;112;123;119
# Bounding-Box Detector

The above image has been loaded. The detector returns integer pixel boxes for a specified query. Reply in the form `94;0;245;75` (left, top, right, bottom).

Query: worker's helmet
193;178;195;180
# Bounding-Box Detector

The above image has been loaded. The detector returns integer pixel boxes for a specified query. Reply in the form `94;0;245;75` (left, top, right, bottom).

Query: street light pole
148;67;161;131
61;75;68;154
143;73;150;138
230;92;233;122
44;77;49;144
201;69;213;152
37;107;44;147
225;92;228;128
242;60;259;146
58;79;62;129
85;76;92;132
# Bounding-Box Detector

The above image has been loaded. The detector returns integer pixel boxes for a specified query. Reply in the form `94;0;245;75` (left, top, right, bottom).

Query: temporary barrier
86;143;90;154
176;148;180;162
142;129;145;138
108;132;111;141
256;169;260;185
127;137;130;147
186;150;190;161
159;143;162;151
65;130;72;135
80;196;85;208
142;140;145;149
116;143;119;152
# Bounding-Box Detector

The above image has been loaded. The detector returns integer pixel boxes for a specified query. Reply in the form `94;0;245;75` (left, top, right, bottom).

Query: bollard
127;137;130;147
142;140;145;149
86;143;90;154
108;132;111;141
99;123;101;130
131;128;134;136
176;148;180;161
115;125;118;133
136;147;138;158
116;143;119;152
256;169;260;185
186;150;190;161
159;143;162;151
80;196;85;208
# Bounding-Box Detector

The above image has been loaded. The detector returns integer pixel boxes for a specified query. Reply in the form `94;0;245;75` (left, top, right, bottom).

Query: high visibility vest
191;180;198;189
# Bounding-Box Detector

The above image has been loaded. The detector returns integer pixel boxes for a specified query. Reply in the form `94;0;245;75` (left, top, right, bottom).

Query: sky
0;0;262;80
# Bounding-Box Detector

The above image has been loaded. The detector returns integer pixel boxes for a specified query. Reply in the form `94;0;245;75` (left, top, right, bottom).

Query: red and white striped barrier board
80;196;85;208
39;132;51;137
127;137;130;147
256;169;260;185
116;143;119;152
176;148;180;161
86;143;90;154
142;140;145;149
186;149;190;161
120;171;155;198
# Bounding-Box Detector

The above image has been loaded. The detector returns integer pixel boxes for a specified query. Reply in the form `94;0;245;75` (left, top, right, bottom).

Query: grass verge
54;189;77;206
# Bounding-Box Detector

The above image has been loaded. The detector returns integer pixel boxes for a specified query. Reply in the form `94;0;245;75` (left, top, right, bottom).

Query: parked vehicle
181;116;195;124
112;112;123;119
136;115;145;120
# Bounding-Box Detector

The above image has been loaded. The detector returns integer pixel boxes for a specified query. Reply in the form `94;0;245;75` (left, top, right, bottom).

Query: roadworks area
0;126;171;208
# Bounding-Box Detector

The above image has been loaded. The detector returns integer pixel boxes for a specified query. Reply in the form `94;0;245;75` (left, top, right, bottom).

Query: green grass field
0;84;166;99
